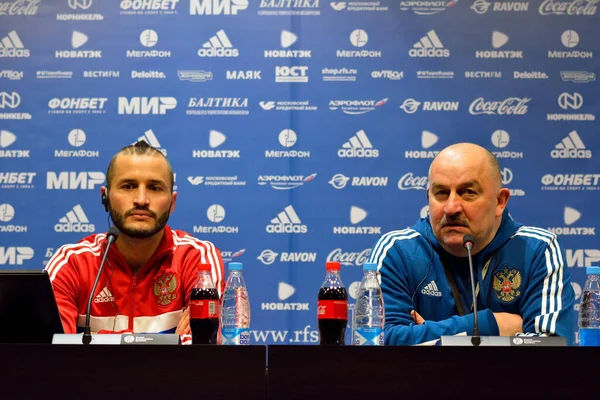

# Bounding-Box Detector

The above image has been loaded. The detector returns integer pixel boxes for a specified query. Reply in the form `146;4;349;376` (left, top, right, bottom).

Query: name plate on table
440;335;567;346
52;333;180;345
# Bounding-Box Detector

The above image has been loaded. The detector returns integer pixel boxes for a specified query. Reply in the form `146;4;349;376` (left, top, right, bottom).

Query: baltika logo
258;173;317;190
58;0;104;20
328;173;388;189
265;129;310;159
547;92;595;121
549;30;593;59
221;249;245;263
193;204;239;234
0;130;30;158
475;31;523;59
53;129;99;159
400;99;459;113
118;97;177;115
55;31;102;58
0;91;31;120
261;282;310;312
120;0;179;15
333;206;381;235
329;98;387;115
0;246;34;265
551;131;592;159
187;97;249;116
0;30;30;58
490;130;524;159
471;0;529;14
539;0;598;15
404;131;440;159
192;130;241;159
190;0;248;15
54;204;95;233
198;30;239;57
257;249;317;265
48;97;107;115
336;29;382;58
257;0;320;16
265;30;311;58
0;203;27;233
400;0;458;15
266;205;308;234
397;172;428;190
338;130;379;158
126;29;171;58
547;206;595;236
326;248;371;267
469;97;530;115
409;30;450;58
0;0;40;16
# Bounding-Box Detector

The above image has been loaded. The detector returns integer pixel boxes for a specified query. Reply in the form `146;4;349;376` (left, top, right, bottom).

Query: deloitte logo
0;130;30;158
547;206;595;236
265;129;310;158
198;30;238;57
551;131;592;159
338;130;379;158
54;204;95;233
193;204;239;234
333;206;381;235
405;131;440;159
0;203;27;233
490;130;523;159
0;31;30;58
192;130;241;159
266;205;308;234
409;30;449;58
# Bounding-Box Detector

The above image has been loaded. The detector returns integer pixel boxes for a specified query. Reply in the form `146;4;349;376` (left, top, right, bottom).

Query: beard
110;206;171;239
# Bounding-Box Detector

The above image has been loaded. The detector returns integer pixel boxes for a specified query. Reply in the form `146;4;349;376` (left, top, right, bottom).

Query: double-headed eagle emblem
153;272;178;306
493;267;522;302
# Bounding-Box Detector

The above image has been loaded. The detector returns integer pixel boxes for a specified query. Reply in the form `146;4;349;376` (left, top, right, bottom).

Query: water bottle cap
586;266;600;275
197;263;212;272
228;262;243;271
363;263;377;271
326;261;341;271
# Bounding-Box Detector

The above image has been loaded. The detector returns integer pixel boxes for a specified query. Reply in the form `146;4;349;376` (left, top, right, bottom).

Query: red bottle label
317;300;348;320
189;300;220;319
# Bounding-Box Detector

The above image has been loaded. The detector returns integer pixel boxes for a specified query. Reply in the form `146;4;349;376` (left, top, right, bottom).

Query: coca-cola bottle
189;263;220;344
317;261;348;345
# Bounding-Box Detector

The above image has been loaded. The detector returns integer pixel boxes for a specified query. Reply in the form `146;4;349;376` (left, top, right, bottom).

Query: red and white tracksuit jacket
45;226;225;339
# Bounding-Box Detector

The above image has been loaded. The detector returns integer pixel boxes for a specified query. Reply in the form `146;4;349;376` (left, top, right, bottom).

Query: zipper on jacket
129;277;137;331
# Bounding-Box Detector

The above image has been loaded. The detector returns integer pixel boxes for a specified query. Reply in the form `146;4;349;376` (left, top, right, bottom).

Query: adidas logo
338;130;379;158
551;130;592;159
135;129;167;156
409;30;450;58
266;205;308;234
421;280;442;297
54;204;95;233
94;287;115;303
0;31;30;58
197;30;239;58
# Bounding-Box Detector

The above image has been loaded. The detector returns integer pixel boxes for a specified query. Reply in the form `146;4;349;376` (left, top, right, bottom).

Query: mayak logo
120;0;179;14
48;97;107;115
0;0;40;16
547;92;594;121
471;0;529;14
193;204;239;234
187;97;249;116
133;129;167;156
0;31;30;58
198;30;239;57
326;248;370;267
547;207;595;236
0;91;31;120
222;249;245;262
257;249;317;265
404;131;440;159
275;65;309;83
400;98;459;113
178;70;213;82
191;0;247;14
54;204;95;233
551;131;592;159
475;31;523;59
257;0;321;16
0;172;36;189
490;129;523;159
336;29;382;58
398;172;428;190
265;30;311;58
126;29;171;58
329;98;387;115
328;173;388;189
264;129;311;159
57;0;103;20
0;203;27;233
549;30;593;59
54;129;100;159
400;0;458;15
566;248;600;268
539;0;598;15
0;130;30;158
55;31;102;58
0;69;23;80
46;171;104;190
261;282;310;312
192;130;241;159
266;205;308;234
469;97;530;115
258;173;317;190
338;129;379;158
226;70;261;80
560;71;596;83
409;30;450;58
0;246;34;265
333;206;381;235
118;97;177;115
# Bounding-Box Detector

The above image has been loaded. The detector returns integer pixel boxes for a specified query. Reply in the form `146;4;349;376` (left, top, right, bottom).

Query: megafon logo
46;171;105;190
194;204;239;234
0;30;30;58
490;130;524;159
548;30;593;59
333;206;382;235
400;0;458;15
125;29;172;59
336;29;382;58
198;30;239;57
338;130;379;158
326;248;371;267
54;129;100;159
0;246;34;265
118;97;177;115
257;249;317;265
547;206;595;236
329;98;387;115
0;0;40;16
471;0;529;14
409;30;450;58
265;129;311;158
551;131;592;159
266;205;307;234
539;0;598;15
0;203;27;233
397;172;428;190
54;204;95;233
190;0;248;15
566;248;600;267
0;130;30;158
469;97;530;115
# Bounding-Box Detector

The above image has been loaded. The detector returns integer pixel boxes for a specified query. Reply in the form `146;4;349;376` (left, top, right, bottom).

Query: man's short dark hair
106;141;174;191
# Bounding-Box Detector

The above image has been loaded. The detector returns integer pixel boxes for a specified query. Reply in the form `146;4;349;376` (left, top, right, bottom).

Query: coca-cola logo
317;305;326;315
326;248;370;267
0;0;40;15
397;172;428;190
469;97;531;116
539;0;598;15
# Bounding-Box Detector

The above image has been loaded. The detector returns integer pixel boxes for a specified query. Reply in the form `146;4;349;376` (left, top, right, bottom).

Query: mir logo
190;0;248;14
0;247;34;265
46;171;105;190
118;97;177;115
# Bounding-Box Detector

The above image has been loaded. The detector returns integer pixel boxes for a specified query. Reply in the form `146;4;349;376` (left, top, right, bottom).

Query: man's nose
133;187;150;206
443;192;463;216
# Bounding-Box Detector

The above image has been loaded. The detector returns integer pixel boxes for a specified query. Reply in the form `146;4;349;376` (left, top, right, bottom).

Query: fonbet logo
329;98;387;115
265;129;310;158
261;282;309;312
326;248;371;267
328;173;388;189
257;249;317;265
469;97;530;115
409;30;450;58
0;0;40;16
266;205;307;234
539;0;598;15
400;0;458;15
120;0;179;14
551;131;592;159
190;0;248;14
198;30;238;57
541;173;600;191
549;30;593;59
126;29;171;58
471;0;529;13
55;31;102;58
400;98;459;113
0;30;30;58
275;65;308;83
258;173;317;190
565;249;600;267
54;129;100;159
0;247;34;265
0;172;36;189
0;130;30;158
333;206;381;235
475;31;523;59
118;97;177;115
46;171;104;190
338;130;379;158
547;206;595;236
192;130;241;159
398;172;428;190
490;130;524;159
547;92;594;121
133;129;167;156
55;204;95;233
404;131;440;159
0;203;27;233
193;204;239;234
336;29;381;58
48;97;107;114
265;30;311;58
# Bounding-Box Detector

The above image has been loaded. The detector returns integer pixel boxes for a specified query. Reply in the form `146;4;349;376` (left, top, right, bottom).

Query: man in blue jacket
368;143;575;345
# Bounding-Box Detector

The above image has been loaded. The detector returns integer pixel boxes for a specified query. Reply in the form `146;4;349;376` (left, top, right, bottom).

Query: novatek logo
198;30;239;57
0;130;29;158
490;129;523;159
547;92;594;121
46;171;104;190
193;204;239;234
565;249;600;268
329;98;387;115
547;207;595;236
187;97;249;116
126;29;171;58
258;173;317;190
265;30;312;58
261;282;310;312
0;172;36;189
54;204;95;233
400;0;458;15
0;246;34;265
548;30;593;59
48;97;107;115
257;249;317;265
400;99;459;114
55;31;102;58
336;29;382;58
469;97;530;115
328;173;388;189
326;248;371;267
539;0;598;15
409;30;450;58
0;31;30;58
0;69;23;80
0;0;40;15
476;31;523;59
551;131;592;159
118;97;177;115
190;0;247;14
178;70;212;82
0;203;27;233
266;205;308;234
120;0;179;14
471;0;529;14
275;65;309;83
398;172;428;190
192;130;241;159
541;173;600;191
338;130;379;158
0;91;31;120
265;129;310;158
58;0;104;20
405;131;440;159
54;129;100;158
465;71;502;79
257;0;321;16
333;206;381;235
560;71;596;83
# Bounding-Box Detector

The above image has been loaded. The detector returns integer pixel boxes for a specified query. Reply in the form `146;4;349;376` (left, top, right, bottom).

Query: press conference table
1;344;597;399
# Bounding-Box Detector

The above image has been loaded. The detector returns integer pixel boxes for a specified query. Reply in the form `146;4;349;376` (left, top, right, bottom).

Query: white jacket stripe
370;229;420;269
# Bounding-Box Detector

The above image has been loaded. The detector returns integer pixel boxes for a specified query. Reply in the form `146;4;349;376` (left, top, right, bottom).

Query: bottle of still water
579;266;600;346
220;262;251;345
353;263;385;346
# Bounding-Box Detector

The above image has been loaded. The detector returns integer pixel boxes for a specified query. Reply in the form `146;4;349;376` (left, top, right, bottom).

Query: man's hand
493;312;523;336
175;307;190;335
411;310;425;325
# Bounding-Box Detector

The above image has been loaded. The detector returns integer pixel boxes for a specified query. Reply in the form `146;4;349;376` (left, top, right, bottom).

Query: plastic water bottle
353;263;385;346
579;266;600;346
220;262;251;345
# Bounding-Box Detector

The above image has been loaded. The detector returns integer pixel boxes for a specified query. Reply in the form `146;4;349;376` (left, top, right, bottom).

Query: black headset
101;188;110;212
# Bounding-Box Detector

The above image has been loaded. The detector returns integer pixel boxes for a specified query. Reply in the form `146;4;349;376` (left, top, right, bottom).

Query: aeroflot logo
118;97;177;115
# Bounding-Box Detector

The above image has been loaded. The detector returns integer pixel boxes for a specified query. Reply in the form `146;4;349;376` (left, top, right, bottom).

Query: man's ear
169;192;178;214
496;188;510;217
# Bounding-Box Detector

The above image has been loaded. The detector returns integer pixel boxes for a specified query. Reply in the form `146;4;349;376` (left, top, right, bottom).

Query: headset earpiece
101;189;110;212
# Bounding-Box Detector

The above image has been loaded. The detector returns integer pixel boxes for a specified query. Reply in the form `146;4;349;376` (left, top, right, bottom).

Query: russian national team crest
153;272;179;306
493;267;522;302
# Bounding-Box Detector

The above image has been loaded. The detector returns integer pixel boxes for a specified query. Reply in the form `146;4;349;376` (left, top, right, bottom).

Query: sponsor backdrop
1;0;599;345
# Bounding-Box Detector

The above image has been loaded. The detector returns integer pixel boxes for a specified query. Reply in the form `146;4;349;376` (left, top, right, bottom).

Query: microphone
82;227;119;345
462;234;480;346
